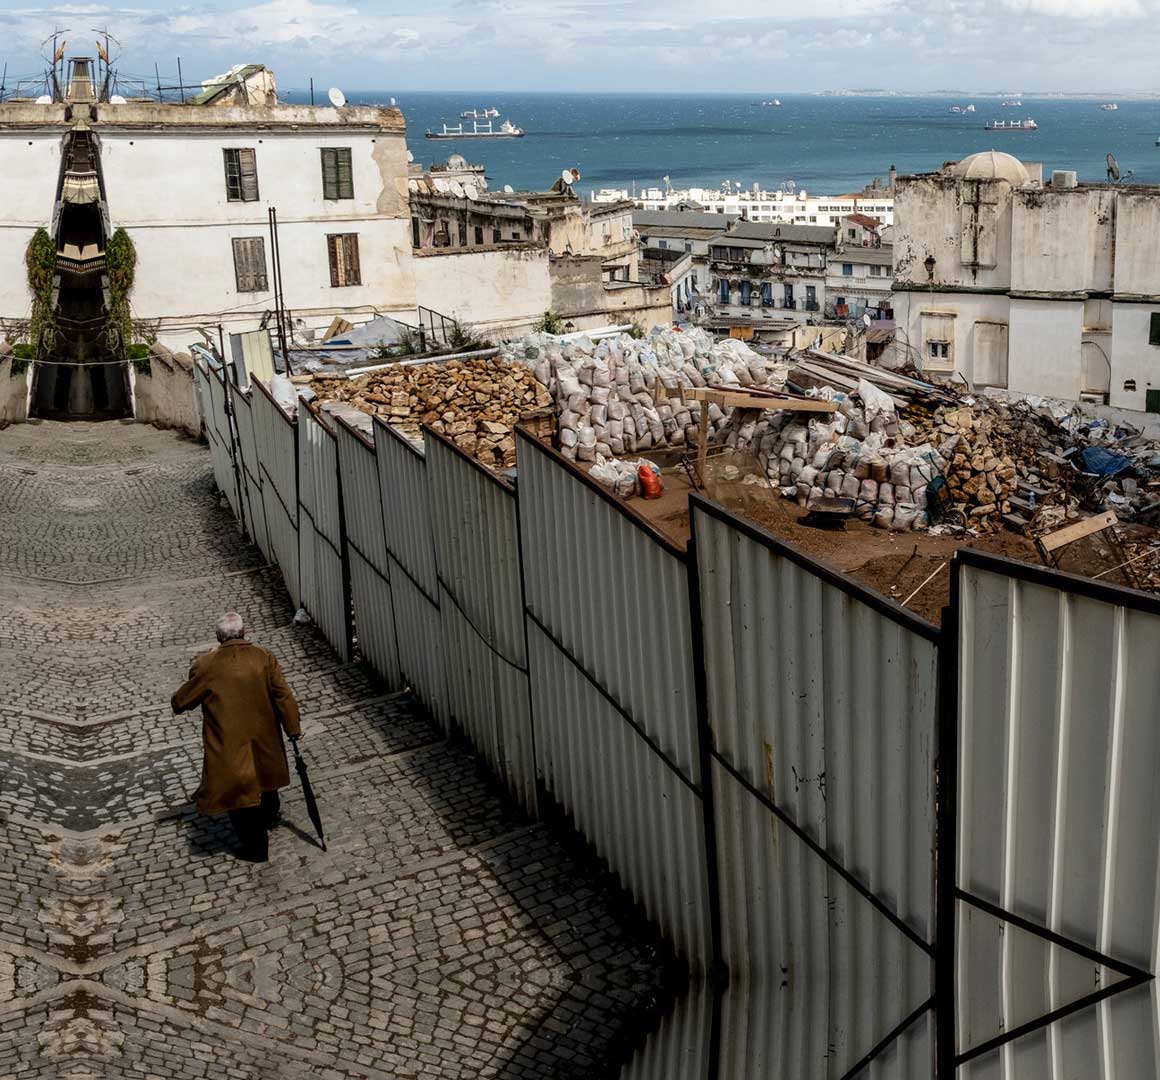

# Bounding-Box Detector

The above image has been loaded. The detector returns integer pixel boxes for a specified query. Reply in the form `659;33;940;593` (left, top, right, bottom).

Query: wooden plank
1038;510;1118;553
684;386;836;413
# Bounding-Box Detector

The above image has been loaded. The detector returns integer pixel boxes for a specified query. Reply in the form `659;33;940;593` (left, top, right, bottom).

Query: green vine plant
532;310;566;335
105;228;140;367
25;228;57;358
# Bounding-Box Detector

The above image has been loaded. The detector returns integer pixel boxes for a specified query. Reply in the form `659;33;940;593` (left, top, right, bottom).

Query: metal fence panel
691;496;938;1077
618;982;713;1080
426;431;536;814
390;554;448;727
250;378;300;608
527;619;710;966
298;406;350;661
516;431;701;788
230;387;270;562
516;430;711;970
334;418;402;688
954;552;1160;1077
193;359;237;519
373;419;438;599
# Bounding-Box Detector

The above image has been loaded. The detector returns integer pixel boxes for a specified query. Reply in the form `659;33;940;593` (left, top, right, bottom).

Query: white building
593;174;895;228
894;151;1160;412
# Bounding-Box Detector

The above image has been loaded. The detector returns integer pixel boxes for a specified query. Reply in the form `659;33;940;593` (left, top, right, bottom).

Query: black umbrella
290;736;327;851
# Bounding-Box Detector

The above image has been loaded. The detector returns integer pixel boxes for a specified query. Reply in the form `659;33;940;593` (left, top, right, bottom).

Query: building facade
894;151;1160;411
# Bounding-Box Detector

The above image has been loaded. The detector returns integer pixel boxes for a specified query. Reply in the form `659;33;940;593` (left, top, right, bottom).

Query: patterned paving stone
0;421;670;1077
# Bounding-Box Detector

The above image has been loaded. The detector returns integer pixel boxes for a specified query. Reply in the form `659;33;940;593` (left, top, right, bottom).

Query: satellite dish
862;312;873;329
327;87;346;108
561;168;574;186
389;96;397;106
35;95;52;105
1106;153;1121;182
109;94;127;105
450;180;464;197
464;186;478;201
406;149;414;162
503;184;514;193
433;178;449;192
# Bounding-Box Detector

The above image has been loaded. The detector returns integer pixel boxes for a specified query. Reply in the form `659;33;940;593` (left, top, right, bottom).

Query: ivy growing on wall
25;228;57;355
105;228;137;363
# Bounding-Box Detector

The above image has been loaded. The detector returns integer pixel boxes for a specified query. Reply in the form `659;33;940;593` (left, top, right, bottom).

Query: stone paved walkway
0;421;668;1079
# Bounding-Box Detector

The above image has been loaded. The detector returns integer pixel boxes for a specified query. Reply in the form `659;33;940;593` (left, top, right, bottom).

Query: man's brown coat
172;640;302;816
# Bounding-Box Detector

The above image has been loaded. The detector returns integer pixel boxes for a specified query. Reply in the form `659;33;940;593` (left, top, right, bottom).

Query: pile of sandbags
503;327;789;461
310;357;551;469
723;388;946;531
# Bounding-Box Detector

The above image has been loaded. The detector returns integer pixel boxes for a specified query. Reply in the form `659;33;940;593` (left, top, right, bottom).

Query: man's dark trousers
228;790;281;862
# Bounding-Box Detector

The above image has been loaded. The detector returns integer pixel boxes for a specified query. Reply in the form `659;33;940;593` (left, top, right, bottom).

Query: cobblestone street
0;421;668;1078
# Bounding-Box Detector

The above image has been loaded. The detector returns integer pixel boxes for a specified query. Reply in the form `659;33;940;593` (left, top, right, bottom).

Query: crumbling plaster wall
132;346;202;438
0;356;29;426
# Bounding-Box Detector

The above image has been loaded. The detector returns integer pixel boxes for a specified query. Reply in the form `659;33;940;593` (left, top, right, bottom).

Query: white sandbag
559;428;578;448
559;409;579;432
859;479;879;503
895;484;912;504
840;473;861;499
873;505;894;529
879;482;894;505
892;502;919;530
578;426;596;448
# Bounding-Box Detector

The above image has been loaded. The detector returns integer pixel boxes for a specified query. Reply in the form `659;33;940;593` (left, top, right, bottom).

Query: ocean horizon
284;89;1160;197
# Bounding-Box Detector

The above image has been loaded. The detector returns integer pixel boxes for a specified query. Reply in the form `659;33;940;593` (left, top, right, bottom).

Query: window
848;228;857;240
223;148;258;202
658;239;668;249
320;147;354;200
1150;312;1160;346
326;233;361;287
411;216;421;248
511;231;520;240
458;221;467;246
232;236;268;292
842;263;853;276
474;226;484;245
929;341;950;361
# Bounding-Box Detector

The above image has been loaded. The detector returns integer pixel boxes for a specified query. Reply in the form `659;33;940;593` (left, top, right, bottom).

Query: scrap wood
1036;510;1118;555
902;561;948;606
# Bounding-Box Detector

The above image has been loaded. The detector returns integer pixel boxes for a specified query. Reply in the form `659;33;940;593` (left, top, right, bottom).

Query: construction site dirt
634;464;1038;626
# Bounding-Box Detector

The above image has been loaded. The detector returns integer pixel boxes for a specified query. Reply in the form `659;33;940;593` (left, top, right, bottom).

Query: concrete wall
0;130;62;324
99;121;416;340
1010;187;1114;294
1112;192;1160;297
548;255;671;332
1109;302;1160;411
412;246;551;338
132;346;202;438
893;174;1015;290
1008;297;1084;399
894;288;1012;382
0;355;29;426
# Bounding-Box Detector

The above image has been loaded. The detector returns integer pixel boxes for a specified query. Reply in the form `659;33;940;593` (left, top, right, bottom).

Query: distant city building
594;168;896;227
894;151;1160;412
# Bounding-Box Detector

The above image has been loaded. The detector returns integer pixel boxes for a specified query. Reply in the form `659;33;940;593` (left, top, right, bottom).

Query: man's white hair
216;612;245;642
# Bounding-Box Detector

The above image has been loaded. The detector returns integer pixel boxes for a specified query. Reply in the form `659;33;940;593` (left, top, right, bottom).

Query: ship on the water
1101;102;1119;111
985;117;1038;131
949;104;976;114
460;107;500;119
425;118;525;140
1001;99;1022;107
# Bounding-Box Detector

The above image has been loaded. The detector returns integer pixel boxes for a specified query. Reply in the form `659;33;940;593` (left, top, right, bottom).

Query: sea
284;90;1160;196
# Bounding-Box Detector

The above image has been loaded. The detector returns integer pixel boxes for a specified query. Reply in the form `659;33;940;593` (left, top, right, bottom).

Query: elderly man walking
172;612;303;862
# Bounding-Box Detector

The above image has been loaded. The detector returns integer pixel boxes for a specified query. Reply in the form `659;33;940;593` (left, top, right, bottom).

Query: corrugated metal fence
297;404;351;662
193;360;1160;1077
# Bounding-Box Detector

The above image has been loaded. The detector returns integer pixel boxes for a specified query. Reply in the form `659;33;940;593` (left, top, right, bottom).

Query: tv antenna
327;86;346;108
1106;153;1133;183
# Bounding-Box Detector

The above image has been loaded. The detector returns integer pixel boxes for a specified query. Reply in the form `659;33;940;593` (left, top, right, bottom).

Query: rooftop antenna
328;86;346;108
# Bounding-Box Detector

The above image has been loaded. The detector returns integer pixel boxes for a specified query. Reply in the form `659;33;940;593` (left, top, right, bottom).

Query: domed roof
951;150;1030;184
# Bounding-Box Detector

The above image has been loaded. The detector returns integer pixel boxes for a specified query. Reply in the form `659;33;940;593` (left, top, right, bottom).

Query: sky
0;0;1159;94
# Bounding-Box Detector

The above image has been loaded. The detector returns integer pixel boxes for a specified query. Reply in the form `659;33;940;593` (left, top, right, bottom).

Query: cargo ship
460;107;500;119
985;117;1038;131
425;118;525;139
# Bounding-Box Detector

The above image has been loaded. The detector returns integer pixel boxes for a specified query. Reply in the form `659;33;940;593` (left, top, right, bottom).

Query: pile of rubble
310;357;551;468
503;328;789;460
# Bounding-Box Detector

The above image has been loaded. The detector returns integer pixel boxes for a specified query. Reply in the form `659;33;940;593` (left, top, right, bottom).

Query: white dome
951;151;1030;185
446;153;468;169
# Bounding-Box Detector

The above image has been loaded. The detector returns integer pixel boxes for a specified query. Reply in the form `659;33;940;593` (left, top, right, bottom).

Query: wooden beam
682;386;837;413
1038;510;1118;554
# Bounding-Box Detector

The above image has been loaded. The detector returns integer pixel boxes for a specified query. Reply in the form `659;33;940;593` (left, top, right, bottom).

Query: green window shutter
327;234;340;286
239;148;259;201
321;149;339;200
1147;389;1160;413
337;148;354;199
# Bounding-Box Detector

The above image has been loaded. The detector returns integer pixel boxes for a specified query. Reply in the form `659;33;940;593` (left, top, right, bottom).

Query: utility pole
177;56;185;103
